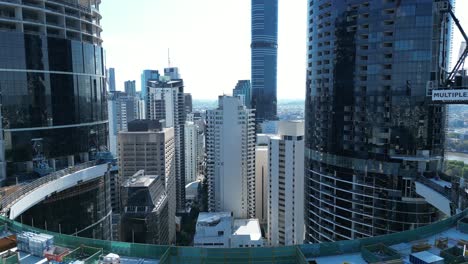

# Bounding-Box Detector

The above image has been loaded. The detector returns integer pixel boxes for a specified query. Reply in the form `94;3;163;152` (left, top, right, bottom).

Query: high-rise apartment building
251;0;278;122
206;96;256;218
120;170;170;244
233;80;252;108
118;120;176;243
185;116;199;184
305;0;452;242
147;80;186;212
0;0;108;182
254;134;269;225
124;80;136;97
108;68;116;92
268;121;304;246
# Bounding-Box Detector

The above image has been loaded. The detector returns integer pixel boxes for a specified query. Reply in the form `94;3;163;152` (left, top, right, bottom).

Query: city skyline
100;0;467;100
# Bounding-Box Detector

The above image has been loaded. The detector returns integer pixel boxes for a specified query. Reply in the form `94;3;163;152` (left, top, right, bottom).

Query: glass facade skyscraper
251;0;278;122
305;0;452;243
0;0;108;183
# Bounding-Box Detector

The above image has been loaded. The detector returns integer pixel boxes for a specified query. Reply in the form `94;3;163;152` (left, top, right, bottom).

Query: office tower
118;120;176;243
268;121;304;246
206;96;256;218
233;80;252;108
164;67;181;80
0;0;108;182
141;70;160;113
184;93;193;114
136;97;146;120
120;170;170;244
147;80;186;212
124;80;136;97
108;68;116;92
251;0;278;122
305;1;452;242
185;115;199;184
254;134;269;225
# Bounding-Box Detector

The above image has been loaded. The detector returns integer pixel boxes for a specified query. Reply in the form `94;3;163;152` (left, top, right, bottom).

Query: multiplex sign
432;89;468;101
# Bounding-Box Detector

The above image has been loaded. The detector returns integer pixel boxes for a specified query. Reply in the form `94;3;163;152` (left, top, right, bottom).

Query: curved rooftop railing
0;209;466;263
0;160;99;214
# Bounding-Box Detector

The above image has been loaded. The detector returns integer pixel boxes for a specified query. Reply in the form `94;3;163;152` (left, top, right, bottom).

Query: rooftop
0;210;466;263
197;212;231;225
232;219;262;241
123;170;159;188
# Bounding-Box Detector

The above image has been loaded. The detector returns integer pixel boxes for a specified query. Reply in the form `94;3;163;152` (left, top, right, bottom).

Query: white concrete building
193;212;232;248
206;96;256;218
268;121;305;246
231;219;264;248
108;92;128;156
255;134;270;225
184;118;199;184
193;212;264;248
147;79;186;212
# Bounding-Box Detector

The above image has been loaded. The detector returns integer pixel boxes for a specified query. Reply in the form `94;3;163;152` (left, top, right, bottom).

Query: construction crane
430;1;468;103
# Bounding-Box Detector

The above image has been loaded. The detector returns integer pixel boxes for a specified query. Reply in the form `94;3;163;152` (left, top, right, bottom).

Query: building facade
233;80;252;108
147;80;186;213
120;170;170;244
124;80;136;97
108;68;116;92
254;134;269;225
118;122;176;243
0;0;108;183
184;118;199;184
184;93;193;114
193;212;264;248
268;121;304;246
305;0;452;242
141;70;160;112
206;96;256;218
251;0;278;122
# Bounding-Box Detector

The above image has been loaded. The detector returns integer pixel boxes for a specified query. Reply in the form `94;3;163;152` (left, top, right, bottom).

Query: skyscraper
147;80;186;212
305;1;452;242
206;96;256;218
184;93;193;114
141;70;160;112
233;80;252;108
108;68;116;92
251;0;278;122
124;80;136;97
118;121;176;243
185;116;199;184
0;0;108;183
164;67;181;80
268;121;304;246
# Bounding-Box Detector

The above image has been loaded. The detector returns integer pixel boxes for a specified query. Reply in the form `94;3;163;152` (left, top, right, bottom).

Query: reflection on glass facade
0;0;107;182
251;0;278;122
305;0;452;243
19;176;112;240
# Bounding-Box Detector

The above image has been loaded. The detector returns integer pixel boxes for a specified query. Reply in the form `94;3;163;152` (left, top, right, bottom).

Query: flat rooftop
232;219;262;241
123;175;159;188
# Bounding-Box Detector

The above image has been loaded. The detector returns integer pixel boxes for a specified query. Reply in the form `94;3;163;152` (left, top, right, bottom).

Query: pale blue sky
100;0;468;100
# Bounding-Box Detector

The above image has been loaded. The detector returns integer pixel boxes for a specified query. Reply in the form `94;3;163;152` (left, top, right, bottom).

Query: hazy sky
100;0;468;100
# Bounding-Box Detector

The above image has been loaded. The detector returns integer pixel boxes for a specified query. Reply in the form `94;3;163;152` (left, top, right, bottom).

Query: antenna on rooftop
168;48;171;67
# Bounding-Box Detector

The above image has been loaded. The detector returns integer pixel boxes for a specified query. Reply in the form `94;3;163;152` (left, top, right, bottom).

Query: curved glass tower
251;0;278;122
305;0;452;242
0;0;107;183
